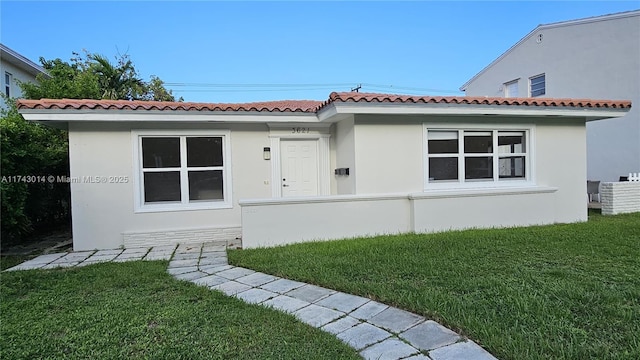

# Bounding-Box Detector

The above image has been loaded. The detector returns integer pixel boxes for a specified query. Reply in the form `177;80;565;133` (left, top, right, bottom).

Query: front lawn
0;261;360;359
228;212;640;360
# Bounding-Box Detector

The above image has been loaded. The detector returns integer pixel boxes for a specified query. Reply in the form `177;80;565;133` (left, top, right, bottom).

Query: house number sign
291;127;310;133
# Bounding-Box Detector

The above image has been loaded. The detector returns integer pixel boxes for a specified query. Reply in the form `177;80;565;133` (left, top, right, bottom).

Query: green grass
229;212;640;360
0;261;360;360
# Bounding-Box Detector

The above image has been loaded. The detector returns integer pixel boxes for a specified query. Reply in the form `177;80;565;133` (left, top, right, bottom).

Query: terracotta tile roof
322;92;632;109
16;92;631;113
16;98;323;113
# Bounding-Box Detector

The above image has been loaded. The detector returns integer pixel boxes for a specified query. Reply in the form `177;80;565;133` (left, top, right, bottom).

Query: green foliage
20;50;179;101
0;98;69;243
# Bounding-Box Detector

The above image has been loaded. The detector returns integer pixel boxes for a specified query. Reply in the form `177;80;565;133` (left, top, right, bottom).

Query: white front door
280;139;319;197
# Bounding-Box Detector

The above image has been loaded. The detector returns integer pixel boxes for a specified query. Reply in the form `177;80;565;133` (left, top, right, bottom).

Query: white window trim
4;72;12;98
423;123;536;191
132;130;232;213
504;79;519;98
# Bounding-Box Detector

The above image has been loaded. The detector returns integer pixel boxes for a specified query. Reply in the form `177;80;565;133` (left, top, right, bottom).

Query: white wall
0;60;36;100
334;117;356;194
354;115;424;193
241;195;411;248
68;122;272;250
463;13;640;182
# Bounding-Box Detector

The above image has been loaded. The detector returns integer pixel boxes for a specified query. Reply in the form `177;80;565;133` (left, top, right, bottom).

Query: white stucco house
18;92;630;250
0;44;48;106
460;10;640;183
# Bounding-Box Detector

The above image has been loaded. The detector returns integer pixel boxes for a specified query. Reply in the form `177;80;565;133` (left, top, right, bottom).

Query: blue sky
1;1;638;103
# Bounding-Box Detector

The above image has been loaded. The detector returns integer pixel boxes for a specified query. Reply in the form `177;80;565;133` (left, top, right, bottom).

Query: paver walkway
6;242;497;360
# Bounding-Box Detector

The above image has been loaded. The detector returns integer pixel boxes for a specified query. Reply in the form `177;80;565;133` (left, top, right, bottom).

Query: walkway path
6;242;497;360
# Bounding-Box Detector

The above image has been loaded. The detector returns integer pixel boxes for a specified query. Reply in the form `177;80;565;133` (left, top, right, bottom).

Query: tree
1;50;179;245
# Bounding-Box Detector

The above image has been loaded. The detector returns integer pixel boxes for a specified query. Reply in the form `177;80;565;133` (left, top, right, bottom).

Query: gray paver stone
114;253;145;260
262;295;310;314
336;322;392;350
260;278;306;294
359;338;420;360
93;249;123;256
121;248;149;254
403;354;430;360
173;271;208;281
321;316;361;335
316;292;370;313
172;253;201;261
350;301;389;320
211;281;252;295
168;259;200;268
286;284;335;303
86;254;119;262
235;272;279;287
5;263;44;271
144;253;172;261
198;257;228;266
167;266;199;275
199;264;233;274
294;304;344;328
216;267;256;280
175;244;202;253
429;340;497;360
234;288;277;304
149;245;176;252
191;274;228;287
42;262;79;269
400;320;460;351
368;307;425;333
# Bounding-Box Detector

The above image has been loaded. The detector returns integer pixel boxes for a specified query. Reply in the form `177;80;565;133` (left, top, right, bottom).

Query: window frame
423;123;535;190
4;72;12;98
504;79;519;98
529;73;546;97
132;130;232;213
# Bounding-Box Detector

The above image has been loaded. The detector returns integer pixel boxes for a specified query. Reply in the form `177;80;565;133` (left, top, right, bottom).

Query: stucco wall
463;13;640;182
0;60;36;101
68;122;272;250
354;115;424;193
334;117;356;194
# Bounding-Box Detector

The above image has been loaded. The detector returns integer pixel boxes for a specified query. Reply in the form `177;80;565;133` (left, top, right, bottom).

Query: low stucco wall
240;194;411;248
601;182;640;215
240;187;559;249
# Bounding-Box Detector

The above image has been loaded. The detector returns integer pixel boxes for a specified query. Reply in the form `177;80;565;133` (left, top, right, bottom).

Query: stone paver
368;307;425;333
359;338;420;360
234;288;277;304
4;241;499;360
294;304;344;327
260;278;306;294
337;322;392;350
216;267;256;280
321;316;361;335
316;292;370;313
211;281;252;295
400;320;461;351
428;340;497;360
235;272;279;287
286;284;335;303
350;300;389;320
262;295;310;314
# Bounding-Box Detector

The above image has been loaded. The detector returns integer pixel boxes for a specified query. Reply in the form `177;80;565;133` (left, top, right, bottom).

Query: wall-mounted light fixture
263;147;271;160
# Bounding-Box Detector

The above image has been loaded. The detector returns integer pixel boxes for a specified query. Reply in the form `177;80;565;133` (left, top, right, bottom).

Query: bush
0;98;70;245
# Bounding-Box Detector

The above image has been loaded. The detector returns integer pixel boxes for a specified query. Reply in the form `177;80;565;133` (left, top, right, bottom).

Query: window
134;131;231;211
426;128;529;187
530;74;545;97
4;72;12;97
504;80;518;98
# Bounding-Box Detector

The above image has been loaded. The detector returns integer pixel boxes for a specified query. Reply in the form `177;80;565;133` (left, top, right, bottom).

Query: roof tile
16;92;631;113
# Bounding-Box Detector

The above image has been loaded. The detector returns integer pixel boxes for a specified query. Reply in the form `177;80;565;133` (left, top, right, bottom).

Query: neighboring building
17;92;630;250
0;44;47;105
460;10;640;182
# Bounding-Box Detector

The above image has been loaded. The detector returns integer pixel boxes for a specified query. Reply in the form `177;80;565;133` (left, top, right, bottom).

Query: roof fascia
18;109;320;123
0;45;49;78
326;102;629;121
459;10;640;91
